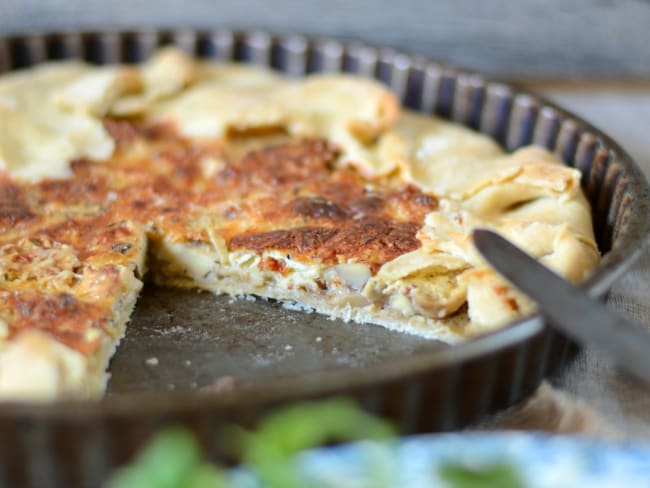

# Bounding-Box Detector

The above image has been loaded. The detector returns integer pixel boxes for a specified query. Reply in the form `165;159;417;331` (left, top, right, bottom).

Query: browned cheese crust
0;120;438;359
0;50;600;400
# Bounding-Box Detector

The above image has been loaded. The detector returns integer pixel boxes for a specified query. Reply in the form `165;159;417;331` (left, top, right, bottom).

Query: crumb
282;301;315;313
184;359;192;367
199;375;245;394
145;357;159;366
284;344;293;351
315;336;323;342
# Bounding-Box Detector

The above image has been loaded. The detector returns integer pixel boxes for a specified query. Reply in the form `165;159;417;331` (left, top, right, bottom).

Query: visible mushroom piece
331;263;372;291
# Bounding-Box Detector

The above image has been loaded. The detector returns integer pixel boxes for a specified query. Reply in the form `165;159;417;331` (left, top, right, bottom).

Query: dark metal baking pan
0;29;648;488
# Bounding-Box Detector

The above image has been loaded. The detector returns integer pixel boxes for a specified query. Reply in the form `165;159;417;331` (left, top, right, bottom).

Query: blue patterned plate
230;433;650;487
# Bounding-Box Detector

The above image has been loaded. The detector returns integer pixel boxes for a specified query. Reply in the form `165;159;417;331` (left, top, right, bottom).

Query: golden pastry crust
0;48;600;401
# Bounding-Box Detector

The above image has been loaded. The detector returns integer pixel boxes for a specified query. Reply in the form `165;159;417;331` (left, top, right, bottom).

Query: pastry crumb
199;375;245;394
145;357;159;366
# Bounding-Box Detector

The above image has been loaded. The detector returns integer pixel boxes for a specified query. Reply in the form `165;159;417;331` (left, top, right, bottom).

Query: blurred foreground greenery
106;398;524;488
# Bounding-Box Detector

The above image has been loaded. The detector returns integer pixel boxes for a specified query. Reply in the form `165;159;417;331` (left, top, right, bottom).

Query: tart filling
0;48;599;400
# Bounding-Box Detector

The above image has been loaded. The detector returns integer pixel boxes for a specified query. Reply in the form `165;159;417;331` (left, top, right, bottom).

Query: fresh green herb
107;399;527;488
439;461;526;488
185;464;229;488
107;398;395;488
107;427;227;488
240;398;396;488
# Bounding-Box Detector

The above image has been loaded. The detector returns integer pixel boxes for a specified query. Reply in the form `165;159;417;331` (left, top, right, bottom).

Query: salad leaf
107;427;227;488
439;461;526;488
241;398;396;488
107;398;395;488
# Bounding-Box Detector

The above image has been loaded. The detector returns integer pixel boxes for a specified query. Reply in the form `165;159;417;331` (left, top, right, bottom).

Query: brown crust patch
1;119;439;355
0;177;35;231
217;138;340;194
1;291;107;355
231;221;421;273
290;196;349;221
104;119;173;147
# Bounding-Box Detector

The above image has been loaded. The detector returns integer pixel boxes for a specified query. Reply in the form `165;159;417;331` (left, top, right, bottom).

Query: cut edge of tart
0;48;600;401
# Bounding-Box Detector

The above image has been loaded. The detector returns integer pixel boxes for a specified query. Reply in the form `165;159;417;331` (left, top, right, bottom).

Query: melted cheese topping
0;48;401;183
0;49;600;399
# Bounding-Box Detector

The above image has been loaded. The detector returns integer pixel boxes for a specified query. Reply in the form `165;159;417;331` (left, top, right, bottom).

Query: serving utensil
473;229;650;384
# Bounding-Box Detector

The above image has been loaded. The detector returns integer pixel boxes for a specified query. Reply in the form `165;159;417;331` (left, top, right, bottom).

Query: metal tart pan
0;29;648;488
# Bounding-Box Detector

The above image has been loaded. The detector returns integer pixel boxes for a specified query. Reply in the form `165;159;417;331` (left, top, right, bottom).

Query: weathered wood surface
0;0;648;80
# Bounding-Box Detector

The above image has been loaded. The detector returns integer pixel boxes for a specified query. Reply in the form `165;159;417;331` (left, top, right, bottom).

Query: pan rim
0;27;648;419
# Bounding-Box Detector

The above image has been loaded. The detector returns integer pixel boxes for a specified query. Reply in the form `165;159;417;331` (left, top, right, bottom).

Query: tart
0;48;599;400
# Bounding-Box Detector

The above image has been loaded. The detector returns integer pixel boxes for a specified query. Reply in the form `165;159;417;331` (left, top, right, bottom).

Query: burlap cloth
474;85;650;440
477;258;650;440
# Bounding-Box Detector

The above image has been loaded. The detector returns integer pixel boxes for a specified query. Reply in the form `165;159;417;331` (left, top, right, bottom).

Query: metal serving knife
472;228;650;384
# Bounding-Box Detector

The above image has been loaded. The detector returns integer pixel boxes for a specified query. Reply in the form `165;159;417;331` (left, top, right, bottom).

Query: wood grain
0;0;648;79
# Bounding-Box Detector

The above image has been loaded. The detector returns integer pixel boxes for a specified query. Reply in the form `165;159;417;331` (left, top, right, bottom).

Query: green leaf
185;463;229;488
106;466;160;488
439;461;527;488
242;398;396;488
253;398;396;455
107;398;397;488
107;427;202;488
